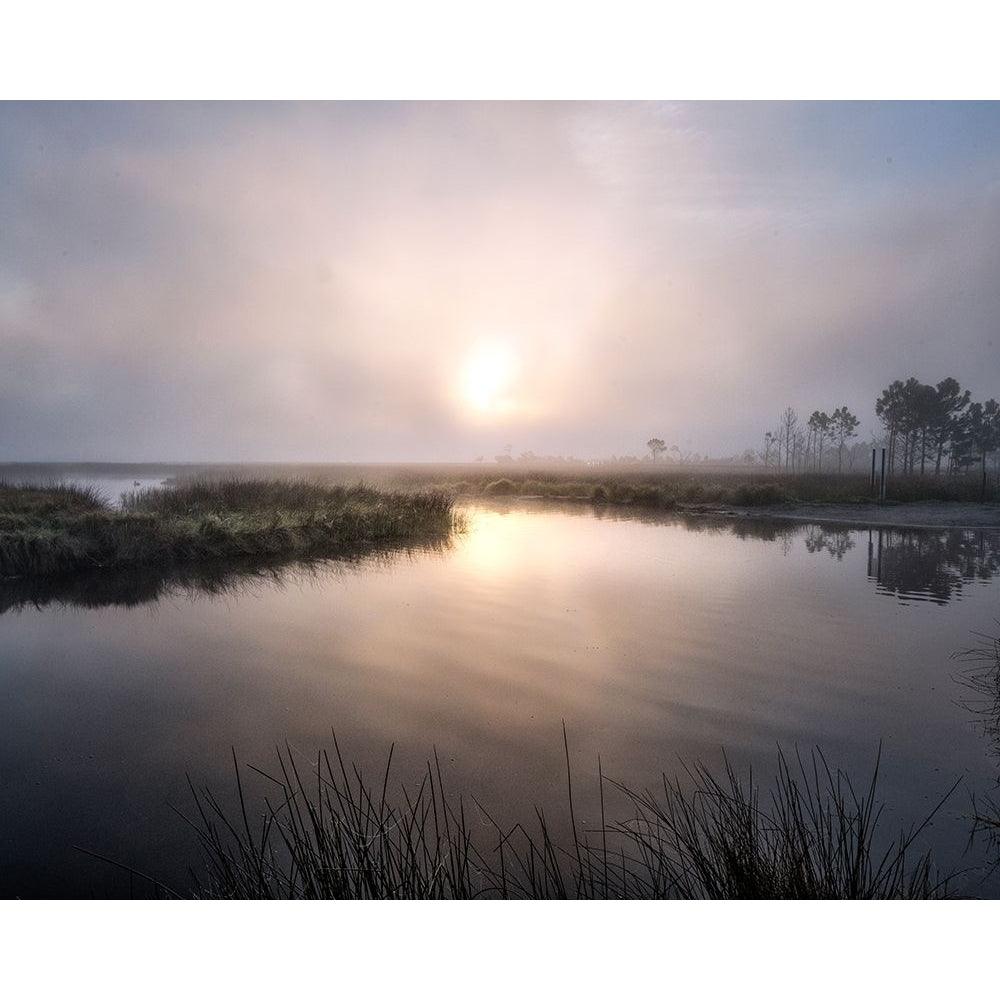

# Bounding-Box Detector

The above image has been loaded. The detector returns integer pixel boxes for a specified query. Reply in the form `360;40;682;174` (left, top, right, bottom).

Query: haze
2;100;999;462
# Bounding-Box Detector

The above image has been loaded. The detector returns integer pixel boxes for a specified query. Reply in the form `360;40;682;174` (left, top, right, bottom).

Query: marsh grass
411;466;997;507
0;479;458;579
610;746;957;899
184;735;956;899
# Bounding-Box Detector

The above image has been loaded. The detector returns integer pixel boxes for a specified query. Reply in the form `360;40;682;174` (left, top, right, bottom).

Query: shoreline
678;500;1000;531
498;493;1000;531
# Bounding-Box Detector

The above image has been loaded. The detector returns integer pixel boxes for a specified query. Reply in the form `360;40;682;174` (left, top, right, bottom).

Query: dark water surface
3;496;1000;897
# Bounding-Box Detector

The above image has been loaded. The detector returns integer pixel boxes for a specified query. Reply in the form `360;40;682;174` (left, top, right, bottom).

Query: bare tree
762;431;775;468
779;408;798;472
792;427;807;472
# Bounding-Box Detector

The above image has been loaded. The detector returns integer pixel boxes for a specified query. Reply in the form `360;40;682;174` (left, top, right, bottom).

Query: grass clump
0;481;108;521
611;746;954;899
483;478;517;496
184;737;955;900
726;482;793;506
0;479;458;579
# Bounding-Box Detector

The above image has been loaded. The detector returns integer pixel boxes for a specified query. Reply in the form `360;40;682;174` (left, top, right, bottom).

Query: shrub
729;482;792;506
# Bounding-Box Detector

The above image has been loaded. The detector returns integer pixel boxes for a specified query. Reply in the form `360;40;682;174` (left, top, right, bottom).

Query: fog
2;101;999;462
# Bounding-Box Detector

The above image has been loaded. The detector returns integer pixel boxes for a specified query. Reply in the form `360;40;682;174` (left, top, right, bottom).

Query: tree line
762;406;860;473
875;377;999;475
760;376;1000;476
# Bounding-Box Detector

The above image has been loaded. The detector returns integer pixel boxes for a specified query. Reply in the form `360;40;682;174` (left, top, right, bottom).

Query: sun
460;347;517;414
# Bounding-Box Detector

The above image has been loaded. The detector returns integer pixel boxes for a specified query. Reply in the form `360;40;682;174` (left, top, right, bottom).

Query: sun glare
460;347;517;414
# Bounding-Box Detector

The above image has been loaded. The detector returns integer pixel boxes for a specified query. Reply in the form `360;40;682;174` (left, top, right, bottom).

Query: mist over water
3;483;999;898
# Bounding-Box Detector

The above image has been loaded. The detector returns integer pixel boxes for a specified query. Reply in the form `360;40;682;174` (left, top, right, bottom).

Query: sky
2;100;1000;463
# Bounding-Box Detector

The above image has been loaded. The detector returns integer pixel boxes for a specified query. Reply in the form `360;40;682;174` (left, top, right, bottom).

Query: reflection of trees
474;500;1000;606
0;539;451;615
866;529;1000;605
670;514;803;543
676;513;1000;606
803;527;856;560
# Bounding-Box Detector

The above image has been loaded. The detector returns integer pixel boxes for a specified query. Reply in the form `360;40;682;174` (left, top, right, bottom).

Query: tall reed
183;736;956;900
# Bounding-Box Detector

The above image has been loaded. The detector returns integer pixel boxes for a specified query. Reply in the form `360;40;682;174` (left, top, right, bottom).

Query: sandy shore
694;501;1000;530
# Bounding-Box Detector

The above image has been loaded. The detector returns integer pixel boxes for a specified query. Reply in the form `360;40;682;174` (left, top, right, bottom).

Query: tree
953;399;1000;471
647;438;666;461
911;381;938;475
779;408;798;472
807;411;831;471
762;431;776;468
876;377;939;474
928;377;970;475
830;406;860;473
792;427;807;472
876;378;914;473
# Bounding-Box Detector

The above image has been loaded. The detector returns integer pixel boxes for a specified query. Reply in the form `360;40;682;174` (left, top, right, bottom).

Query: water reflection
594;502;1000;604
594;501;1000;605
803;526;855;560
866;528;1000;605
5;500;998;614
4;496;1000;897
0;539;452;614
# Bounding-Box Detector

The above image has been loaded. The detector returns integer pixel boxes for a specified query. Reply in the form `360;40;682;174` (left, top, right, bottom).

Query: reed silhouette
182;735;956;900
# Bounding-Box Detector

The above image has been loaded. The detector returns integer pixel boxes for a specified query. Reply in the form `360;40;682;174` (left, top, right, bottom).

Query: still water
3;498;1000;898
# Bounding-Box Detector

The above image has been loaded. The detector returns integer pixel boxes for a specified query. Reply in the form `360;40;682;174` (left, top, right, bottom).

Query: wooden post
870;448;877;494
880;448;887;501
982;453;988;502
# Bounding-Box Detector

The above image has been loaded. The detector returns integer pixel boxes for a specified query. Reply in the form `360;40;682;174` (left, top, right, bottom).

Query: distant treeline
760;377;1000;476
762;407;861;474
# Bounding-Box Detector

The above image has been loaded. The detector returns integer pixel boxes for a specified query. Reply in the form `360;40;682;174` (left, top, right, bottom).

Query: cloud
2;101;999;461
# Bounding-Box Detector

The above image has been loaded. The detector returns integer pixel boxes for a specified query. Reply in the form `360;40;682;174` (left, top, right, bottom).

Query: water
2;494;1000;898
0;463;177;508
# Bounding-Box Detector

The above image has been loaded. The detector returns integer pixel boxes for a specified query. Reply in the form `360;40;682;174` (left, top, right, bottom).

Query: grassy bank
9;462;993;510
182;738;956;900
0;480;458;579
428;470;998;507
319;464;994;508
